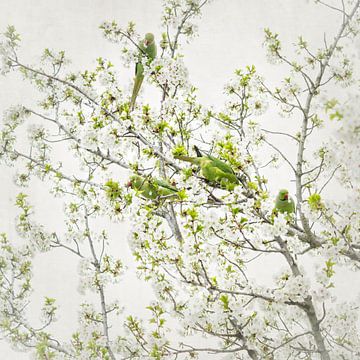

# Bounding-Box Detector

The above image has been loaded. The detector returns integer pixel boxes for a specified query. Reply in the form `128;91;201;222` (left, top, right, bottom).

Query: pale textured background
0;0;357;358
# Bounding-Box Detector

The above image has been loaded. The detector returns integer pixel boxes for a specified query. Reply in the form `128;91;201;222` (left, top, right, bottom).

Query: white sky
0;0;356;358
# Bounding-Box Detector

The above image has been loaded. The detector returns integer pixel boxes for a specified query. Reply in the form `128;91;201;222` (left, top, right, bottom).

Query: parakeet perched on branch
274;189;295;214
174;145;239;190
127;175;178;200
130;33;157;111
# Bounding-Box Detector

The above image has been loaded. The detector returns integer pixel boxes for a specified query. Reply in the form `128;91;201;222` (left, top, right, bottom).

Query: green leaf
324;258;336;278
308;193;323;211
220;294;230;311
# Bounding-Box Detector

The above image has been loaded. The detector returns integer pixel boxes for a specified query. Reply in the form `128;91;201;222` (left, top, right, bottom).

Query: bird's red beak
284;193;288;200
126;181;132;188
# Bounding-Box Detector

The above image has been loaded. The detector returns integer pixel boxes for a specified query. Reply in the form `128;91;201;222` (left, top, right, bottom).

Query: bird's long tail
174;155;198;165
193;145;202;157
130;75;144;111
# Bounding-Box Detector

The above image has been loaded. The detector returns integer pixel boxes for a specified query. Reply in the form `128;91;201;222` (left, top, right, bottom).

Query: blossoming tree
1;0;360;359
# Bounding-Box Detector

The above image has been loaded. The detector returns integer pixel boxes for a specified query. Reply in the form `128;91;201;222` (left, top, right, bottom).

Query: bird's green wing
199;165;238;191
145;42;157;60
207;156;235;174
131;176;178;200
140;182;158;200
175;154;238;190
194;145;236;175
154;179;178;193
200;163;221;182
211;167;239;187
275;196;295;214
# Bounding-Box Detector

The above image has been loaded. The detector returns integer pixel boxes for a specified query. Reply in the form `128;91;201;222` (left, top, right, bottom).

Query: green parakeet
127;175;178;200
174;146;239;190
130;33;157;111
274;189;295;214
